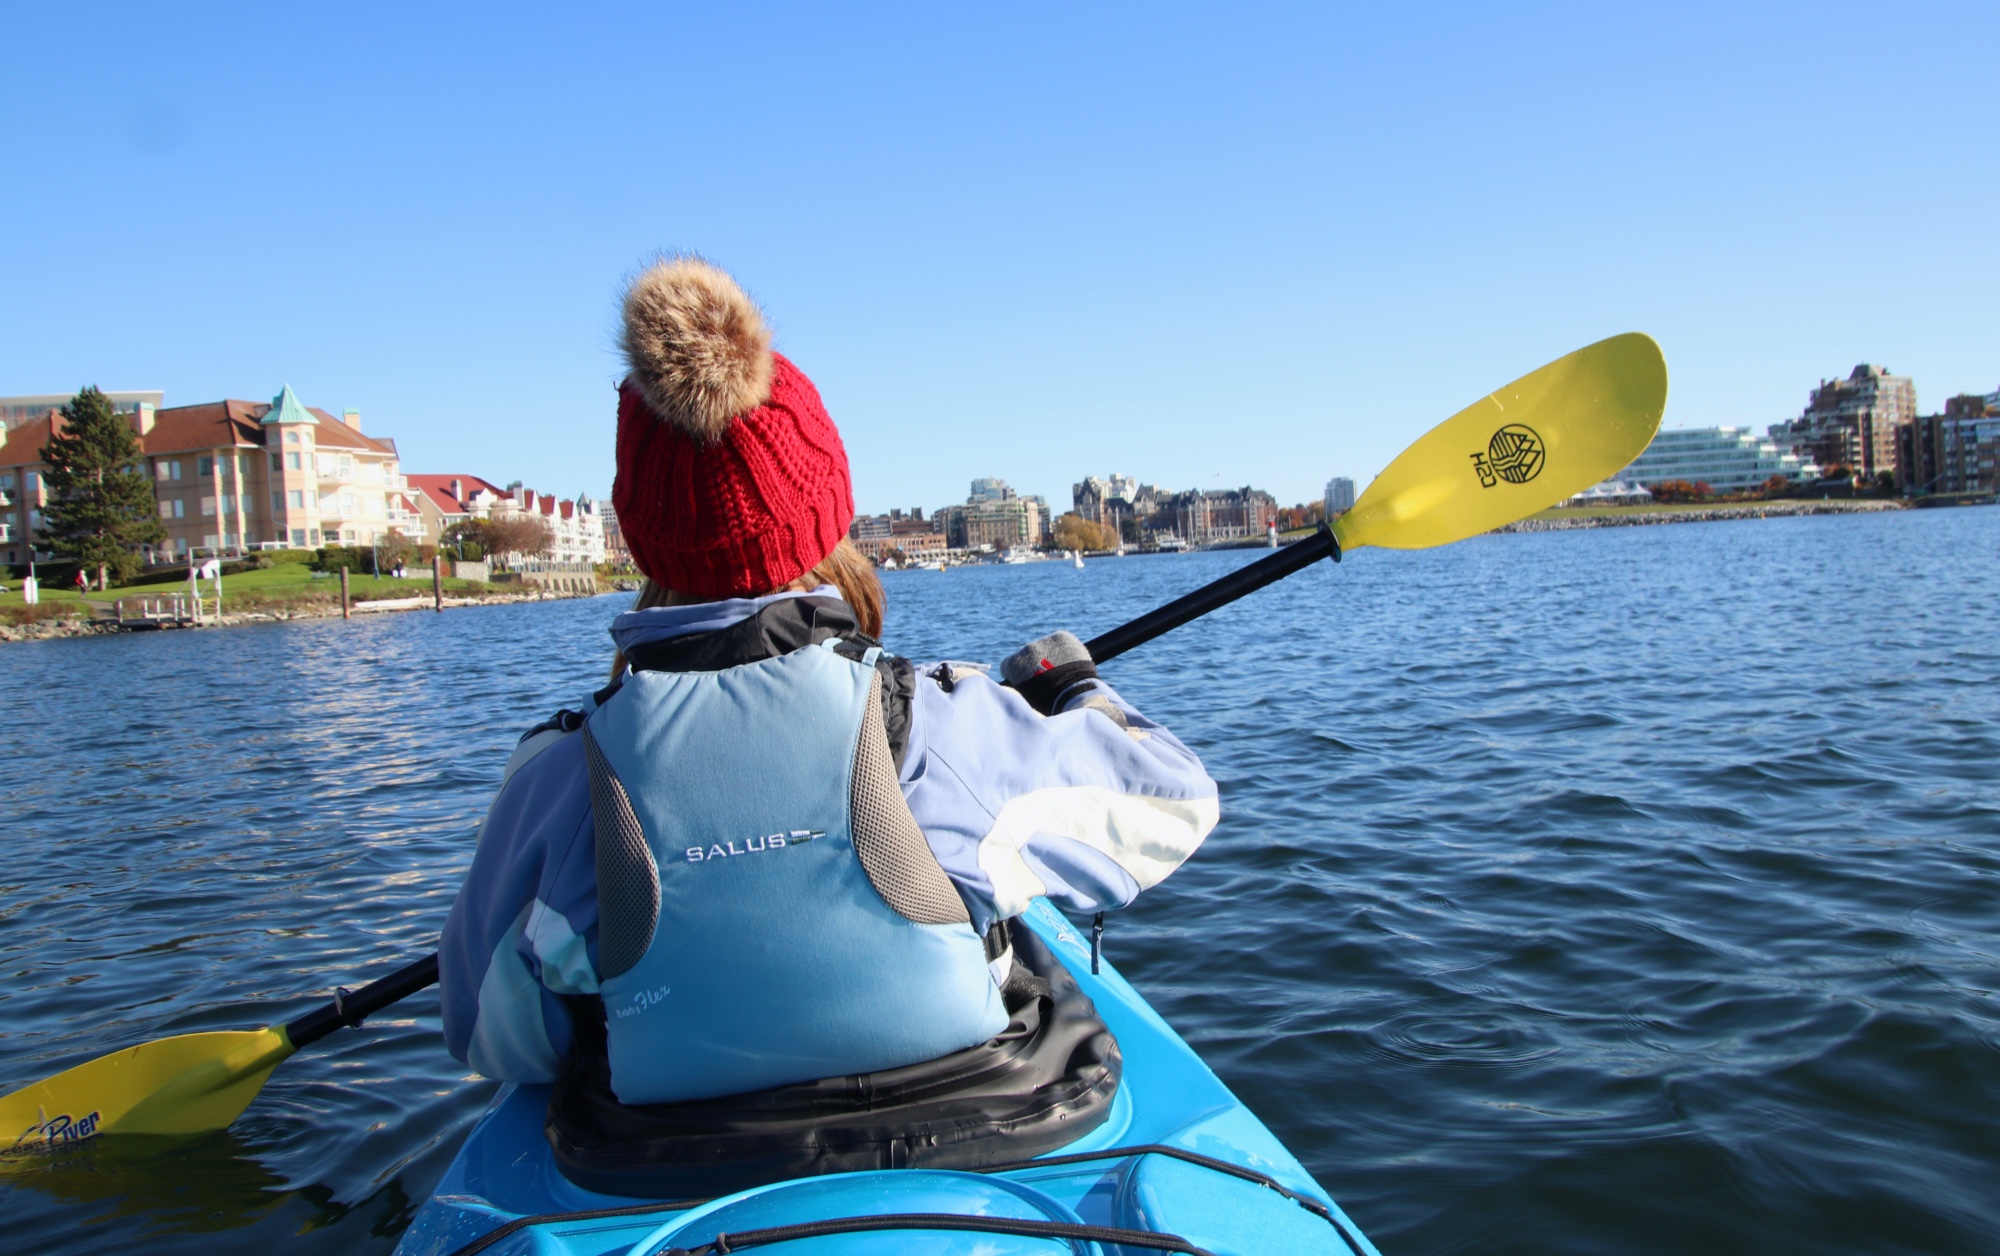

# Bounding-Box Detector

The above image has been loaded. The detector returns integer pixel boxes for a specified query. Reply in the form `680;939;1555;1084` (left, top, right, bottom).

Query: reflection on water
2;506;1998;1253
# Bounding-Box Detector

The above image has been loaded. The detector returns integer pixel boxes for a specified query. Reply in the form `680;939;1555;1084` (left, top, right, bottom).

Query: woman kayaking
437;257;1220;1113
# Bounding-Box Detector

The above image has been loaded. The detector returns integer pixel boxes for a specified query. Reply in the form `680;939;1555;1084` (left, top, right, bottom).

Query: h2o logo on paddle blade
1470;424;1545;488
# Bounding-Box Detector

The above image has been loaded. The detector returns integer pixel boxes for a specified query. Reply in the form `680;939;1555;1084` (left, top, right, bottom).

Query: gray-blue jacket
438;589;1219;1084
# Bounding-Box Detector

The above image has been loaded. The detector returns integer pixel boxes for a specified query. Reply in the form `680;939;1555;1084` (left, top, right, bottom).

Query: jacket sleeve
900;665;1218;931
438;729;602;1082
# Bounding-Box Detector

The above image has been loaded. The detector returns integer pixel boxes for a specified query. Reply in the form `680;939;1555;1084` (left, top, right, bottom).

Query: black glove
1000;631;1098;716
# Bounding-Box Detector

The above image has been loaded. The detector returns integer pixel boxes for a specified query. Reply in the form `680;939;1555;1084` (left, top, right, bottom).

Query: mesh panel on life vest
850;671;971;925
584;727;659;979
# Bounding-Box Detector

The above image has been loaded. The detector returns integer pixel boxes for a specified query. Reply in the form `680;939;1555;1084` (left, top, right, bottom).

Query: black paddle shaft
1082;524;1340;665
285;953;440;1049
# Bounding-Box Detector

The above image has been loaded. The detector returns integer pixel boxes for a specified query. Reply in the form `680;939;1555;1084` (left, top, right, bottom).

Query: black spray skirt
544;921;1123;1198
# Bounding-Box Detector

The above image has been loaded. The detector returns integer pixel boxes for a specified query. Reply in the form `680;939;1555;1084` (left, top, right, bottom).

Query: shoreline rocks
0;587;608;645
1496;500;1907;533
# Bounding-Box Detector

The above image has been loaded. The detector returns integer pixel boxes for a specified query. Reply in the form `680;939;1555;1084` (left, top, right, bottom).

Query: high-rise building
0;391;164;431
1768;365;1916;483
1901;393;2000;496
1323;476;1356;515
1620;427;1819;493
968;477;1013;504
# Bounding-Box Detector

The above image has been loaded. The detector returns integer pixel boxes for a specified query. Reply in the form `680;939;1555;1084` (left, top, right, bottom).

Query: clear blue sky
3;3;1994;515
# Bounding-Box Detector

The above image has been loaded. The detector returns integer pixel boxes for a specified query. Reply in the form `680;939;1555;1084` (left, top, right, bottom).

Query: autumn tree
1051;512;1118;552
376;527;417;573
1276;501;1327;530
38;386;166;588
1647;479;1713;504
472;515;555;567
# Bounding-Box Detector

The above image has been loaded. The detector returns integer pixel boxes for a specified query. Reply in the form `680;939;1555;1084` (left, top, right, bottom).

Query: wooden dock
90;594;201;630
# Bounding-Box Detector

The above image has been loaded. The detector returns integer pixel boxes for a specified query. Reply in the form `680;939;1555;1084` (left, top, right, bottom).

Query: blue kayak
397;899;1379;1256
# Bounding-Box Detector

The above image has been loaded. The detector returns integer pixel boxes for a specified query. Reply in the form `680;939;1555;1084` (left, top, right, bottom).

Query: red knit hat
612;258;854;600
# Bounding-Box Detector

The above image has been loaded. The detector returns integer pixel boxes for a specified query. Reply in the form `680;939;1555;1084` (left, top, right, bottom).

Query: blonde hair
610;538;885;681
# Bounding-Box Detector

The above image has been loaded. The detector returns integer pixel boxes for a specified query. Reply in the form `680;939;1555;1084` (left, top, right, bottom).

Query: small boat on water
396;898;1376;1256
1072;550;1085;569
1154;533;1189;553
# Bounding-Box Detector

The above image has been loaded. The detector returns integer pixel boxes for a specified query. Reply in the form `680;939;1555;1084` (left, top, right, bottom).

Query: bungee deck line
644;1213;1219;1255
441;1142;1364;1256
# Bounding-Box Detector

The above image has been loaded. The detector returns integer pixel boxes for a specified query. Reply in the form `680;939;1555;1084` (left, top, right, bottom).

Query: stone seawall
1496;500;1905;533
0;587;606;644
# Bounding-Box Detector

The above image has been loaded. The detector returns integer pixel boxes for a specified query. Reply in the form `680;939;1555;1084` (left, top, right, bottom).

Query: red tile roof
4;396;396;464
0;413;62;468
407;473;509;516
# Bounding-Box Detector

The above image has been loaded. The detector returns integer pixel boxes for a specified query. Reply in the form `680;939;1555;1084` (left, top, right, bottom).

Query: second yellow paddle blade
1333;332;1667;552
1;1027;293;1153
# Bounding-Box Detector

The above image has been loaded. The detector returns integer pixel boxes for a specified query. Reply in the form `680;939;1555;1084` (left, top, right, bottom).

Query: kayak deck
397;899;1378;1256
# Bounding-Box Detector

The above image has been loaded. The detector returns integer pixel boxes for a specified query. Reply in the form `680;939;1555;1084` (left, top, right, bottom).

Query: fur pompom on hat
612;257;854;600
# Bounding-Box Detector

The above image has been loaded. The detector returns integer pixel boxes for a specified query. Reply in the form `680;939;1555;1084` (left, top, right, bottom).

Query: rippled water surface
4;507;1998;1253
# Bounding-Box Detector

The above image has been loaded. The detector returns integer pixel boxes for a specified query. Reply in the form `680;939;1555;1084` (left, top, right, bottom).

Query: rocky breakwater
0;586;608;645
1497;499;1905;534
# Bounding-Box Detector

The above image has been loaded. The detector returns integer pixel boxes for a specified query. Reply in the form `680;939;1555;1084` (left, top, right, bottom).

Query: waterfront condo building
1899;392;2000;496
406;474;607;564
1619;427;1820;493
0;386;420;568
849;508;948;562
1768;365;1915;483
936;479;1048;551
1154;487;1279;545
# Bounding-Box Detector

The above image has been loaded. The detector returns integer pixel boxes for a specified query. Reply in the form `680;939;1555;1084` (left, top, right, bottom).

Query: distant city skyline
2;6;1994;515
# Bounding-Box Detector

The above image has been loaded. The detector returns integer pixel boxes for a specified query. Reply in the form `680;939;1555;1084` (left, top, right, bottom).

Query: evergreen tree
38;386;166;588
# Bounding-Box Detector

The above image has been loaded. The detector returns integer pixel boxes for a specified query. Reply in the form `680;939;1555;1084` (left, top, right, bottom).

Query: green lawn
1;562;510;621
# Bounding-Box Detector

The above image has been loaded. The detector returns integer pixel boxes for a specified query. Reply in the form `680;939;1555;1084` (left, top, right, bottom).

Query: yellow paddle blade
1;1026;294;1151
1333;332;1667;552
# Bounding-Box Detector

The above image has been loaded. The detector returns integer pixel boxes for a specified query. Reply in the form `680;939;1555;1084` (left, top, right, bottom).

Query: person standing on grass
439;257;1218;1107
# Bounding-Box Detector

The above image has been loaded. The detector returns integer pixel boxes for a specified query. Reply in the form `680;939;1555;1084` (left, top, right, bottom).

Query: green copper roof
263;384;315;425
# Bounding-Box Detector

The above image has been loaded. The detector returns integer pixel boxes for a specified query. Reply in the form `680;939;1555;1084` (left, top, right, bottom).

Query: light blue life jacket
582;638;1008;1105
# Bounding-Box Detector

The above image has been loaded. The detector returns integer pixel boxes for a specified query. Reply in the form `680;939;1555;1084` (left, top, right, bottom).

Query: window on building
25;471;39;490
286;451;302;471
339;492;356;516
198;456;214;476
0;473;13;489
159;501;174;519
286;431;299;445
220;494;235;514
239;455;252;474
270;453;282;472
288;489;305;509
271;490;283;514
309;528;321;545
291;528;306;547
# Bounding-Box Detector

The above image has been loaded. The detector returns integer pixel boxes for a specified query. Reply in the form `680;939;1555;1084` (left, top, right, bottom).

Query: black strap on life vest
616;596;915;770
